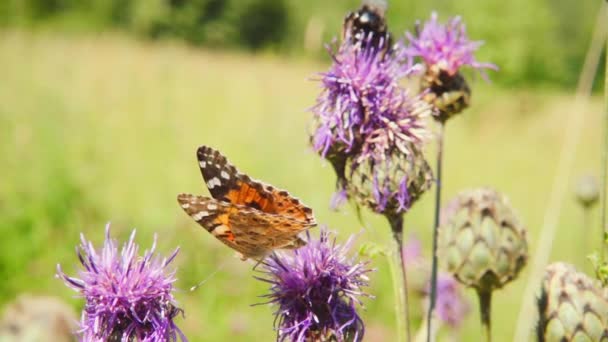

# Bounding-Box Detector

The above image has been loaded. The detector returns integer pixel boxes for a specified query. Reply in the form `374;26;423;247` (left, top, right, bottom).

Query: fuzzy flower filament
258;227;373;342
56;224;185;342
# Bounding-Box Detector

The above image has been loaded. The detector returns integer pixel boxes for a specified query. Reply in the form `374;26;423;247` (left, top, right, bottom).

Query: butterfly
177;146;316;260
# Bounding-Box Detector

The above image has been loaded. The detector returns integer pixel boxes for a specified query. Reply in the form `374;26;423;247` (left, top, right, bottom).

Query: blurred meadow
0;0;606;341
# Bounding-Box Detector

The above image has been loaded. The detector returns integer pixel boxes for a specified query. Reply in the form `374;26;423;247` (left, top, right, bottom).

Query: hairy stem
477;290;493;342
388;213;411;342
427;122;445;342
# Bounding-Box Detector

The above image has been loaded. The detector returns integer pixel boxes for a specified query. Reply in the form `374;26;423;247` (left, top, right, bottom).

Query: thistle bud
346;145;433;216
439;188;528;293
537;262;608;341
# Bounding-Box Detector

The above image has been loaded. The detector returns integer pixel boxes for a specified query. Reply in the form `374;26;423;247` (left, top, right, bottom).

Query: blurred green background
0;0;606;341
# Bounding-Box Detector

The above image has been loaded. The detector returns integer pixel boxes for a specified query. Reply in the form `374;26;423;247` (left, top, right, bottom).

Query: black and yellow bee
342;1;392;53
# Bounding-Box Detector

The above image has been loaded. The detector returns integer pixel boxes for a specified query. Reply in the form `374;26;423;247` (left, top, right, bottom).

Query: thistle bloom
310;34;432;215
56;224;185;342
312;36;428;161
406;12;497;121
405;12;496;76
258;227;373;342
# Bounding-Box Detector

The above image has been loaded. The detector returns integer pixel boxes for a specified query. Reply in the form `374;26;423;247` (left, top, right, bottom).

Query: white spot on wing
192;211;210;221
207;204;218;210
212;225;230;236
220;171;230;179
206;177;222;189
181;203;190;209
199;160;206;168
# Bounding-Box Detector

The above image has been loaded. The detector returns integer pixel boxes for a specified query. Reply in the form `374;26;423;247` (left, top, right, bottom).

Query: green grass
0;30;604;341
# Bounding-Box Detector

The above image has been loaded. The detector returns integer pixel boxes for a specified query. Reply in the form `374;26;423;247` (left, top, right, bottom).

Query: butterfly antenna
189;262;225;292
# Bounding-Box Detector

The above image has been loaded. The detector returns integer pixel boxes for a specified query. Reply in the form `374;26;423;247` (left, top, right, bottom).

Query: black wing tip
197;145;228;165
197;145;214;158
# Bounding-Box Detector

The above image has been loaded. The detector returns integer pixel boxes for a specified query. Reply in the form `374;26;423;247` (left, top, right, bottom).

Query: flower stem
387;213;411;342
583;206;592;267
602;19;608;260
427;122;445;342
477;289;493;342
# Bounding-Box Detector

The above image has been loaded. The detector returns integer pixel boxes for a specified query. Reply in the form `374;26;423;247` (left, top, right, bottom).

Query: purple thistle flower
425;272;470;329
56;224;185;342
311;35;430;161
310;31;433;215
405;12;497;76
257;227;373;342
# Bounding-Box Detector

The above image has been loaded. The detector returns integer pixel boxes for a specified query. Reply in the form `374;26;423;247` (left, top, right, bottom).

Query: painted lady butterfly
177;146;316;260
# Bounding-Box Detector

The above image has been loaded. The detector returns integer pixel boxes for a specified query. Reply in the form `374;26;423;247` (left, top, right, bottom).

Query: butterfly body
178;146;315;260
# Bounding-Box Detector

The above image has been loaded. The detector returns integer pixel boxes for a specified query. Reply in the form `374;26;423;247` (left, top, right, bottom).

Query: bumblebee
342;1;392;52
421;65;471;123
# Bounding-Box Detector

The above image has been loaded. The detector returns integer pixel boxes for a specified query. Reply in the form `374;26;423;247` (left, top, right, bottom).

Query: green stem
477;290;493;342
602;15;608;260
387;244;406;342
387;213;411;342
583;206;592;268
427;122;445;341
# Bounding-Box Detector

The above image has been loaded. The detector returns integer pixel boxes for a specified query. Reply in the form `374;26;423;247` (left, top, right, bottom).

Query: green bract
537;262;608;342
439;187;528;292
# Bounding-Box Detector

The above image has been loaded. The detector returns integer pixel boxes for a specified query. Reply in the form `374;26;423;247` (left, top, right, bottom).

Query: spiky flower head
310;31;432;201
56;224;184;342
311;36;430;157
406;12;497;122
258;227;373;342
406;12;495;76
575;174;600;209
537;262;608;341
439;188;528;293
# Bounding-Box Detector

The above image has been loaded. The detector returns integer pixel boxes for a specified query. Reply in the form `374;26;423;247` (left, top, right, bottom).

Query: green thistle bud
537;262;608;341
345;145;433;216
439;188;528;293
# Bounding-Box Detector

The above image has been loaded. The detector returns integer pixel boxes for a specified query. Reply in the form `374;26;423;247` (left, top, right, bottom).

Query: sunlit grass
0;30;603;341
